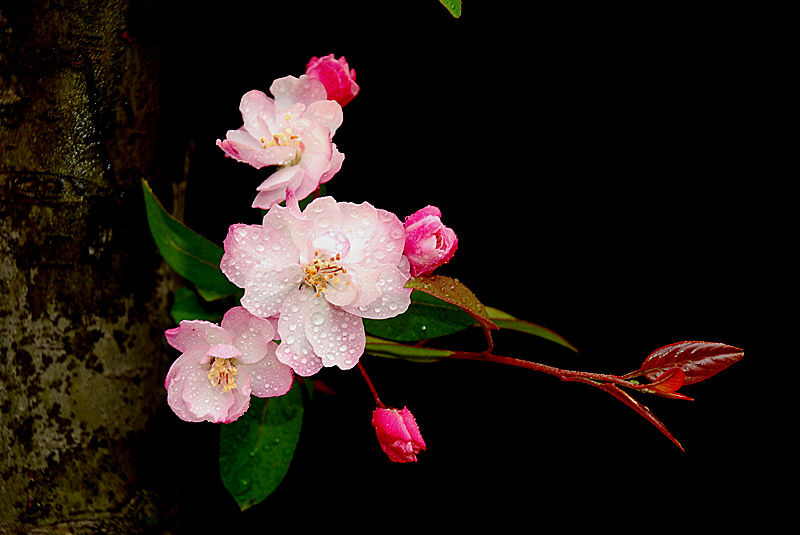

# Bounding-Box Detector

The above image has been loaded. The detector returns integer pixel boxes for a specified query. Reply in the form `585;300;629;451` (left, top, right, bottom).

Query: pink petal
242;344;294;398
165;320;232;353
252;166;302;209
304;296;365;371
270;75;327;111
303;196;343;236
343;263;412;320
206;343;242;359
239;265;304;319
239;89;278;138
221;306;275;364
320;144;344;185
275;288;324;377
164;347;209;422
305;99;343;136
337;264;381;309
220;223;298;288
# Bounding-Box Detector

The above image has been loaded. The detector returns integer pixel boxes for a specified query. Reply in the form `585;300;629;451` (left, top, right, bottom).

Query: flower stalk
447;350;638;389
358;361;385;408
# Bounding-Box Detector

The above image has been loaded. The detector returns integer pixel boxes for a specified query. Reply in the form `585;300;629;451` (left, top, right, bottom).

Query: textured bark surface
1;1;177;532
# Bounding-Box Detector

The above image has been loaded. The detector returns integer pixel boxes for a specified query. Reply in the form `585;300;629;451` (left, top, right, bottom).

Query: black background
145;1;752;531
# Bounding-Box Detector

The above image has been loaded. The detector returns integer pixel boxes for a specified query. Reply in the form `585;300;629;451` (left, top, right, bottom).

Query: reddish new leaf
562;376;685;451
628;368;694;400
623;341;743;386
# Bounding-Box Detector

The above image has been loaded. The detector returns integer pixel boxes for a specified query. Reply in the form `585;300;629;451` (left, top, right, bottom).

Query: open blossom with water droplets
220;195;412;377
372;406;426;463
163;307;293;423
306;54;359;107
403;206;458;277
216;75;344;209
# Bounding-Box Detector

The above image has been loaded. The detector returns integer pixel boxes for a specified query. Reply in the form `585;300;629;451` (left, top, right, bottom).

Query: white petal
276;288;323;377
243;344;294;398
305;297;365;371
240;265;303;319
343;263;411;319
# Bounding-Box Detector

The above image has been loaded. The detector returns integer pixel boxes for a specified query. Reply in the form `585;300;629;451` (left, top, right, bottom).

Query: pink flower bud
403;206;458;277
371;406;426;463
306;54;360;107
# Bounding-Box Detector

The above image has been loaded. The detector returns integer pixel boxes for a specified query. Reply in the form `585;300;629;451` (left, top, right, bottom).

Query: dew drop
311;312;325;325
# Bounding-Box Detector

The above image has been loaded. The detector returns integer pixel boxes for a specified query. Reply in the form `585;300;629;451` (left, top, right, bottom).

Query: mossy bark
1;1;178;532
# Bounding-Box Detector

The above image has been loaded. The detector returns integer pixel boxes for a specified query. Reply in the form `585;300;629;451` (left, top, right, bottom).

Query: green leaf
485;307;579;353
406;275;498;335
363;291;476;342
439;0;462;18
170;286;227;324
219;382;305;511
141;179;240;300
365;336;453;362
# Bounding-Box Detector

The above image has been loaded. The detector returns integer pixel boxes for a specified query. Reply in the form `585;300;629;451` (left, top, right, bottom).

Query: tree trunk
1;1;177;532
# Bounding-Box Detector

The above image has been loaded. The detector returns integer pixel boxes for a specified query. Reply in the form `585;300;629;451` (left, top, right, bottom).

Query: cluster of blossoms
164;55;457;462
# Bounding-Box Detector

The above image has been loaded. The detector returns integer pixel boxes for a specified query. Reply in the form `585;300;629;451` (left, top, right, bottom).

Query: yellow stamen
208;358;239;392
304;249;349;297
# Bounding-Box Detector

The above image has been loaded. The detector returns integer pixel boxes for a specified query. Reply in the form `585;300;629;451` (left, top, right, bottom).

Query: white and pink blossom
216;75;344;208
220;195;412;377
164;307;293;423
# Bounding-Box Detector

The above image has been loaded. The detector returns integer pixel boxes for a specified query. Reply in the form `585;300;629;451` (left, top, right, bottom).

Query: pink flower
220;195;412;377
216;76;344;208
163;307;293;423
371;406;426;463
403;206;458;277
306;54;360;107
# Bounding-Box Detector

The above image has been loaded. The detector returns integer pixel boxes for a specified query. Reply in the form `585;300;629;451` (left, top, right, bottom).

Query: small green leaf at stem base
219;382;305;511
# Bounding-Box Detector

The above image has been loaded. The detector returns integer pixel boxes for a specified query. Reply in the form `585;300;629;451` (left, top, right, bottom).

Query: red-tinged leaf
623;341;744;386
406;275;498;342
563;376;685;451
628;368;694;400
650;368;685;392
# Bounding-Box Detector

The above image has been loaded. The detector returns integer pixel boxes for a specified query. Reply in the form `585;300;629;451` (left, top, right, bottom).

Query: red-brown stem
357;361;385;408
447;351;635;388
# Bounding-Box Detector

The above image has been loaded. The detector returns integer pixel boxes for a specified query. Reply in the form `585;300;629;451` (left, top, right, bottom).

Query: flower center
260;113;303;165
208;357;239;392
304;250;348;297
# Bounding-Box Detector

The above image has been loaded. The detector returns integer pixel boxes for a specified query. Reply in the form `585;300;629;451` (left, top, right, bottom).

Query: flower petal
305;99;343;136
221;306;275;364
270;75;327;111
343;261;412;319
206;343;242;359
165;320;232;353
276;288;324;377
239;89;278;138
305;296;365;371
242;344;294;398
240;265;304;319
221;223;298;288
